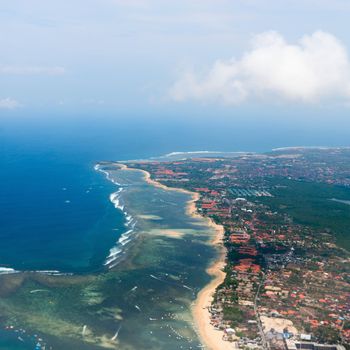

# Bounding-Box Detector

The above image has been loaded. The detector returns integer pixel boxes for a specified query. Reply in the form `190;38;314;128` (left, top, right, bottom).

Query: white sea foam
95;164;124;186
119;229;133;241
125;216;133;226
104;223;136;267
109;189;125;211
165;151;214;157
34;270;72;276
104;222;136;266
107;247;122;258
0;266;72;276
164;150;249;158
121;239;132;246
104;247;123;266
95;162;138;268
118;228;134;246
108;261;121;269
119;236;129;245
0;267;17;275
35;270;60;274
105;189;135;267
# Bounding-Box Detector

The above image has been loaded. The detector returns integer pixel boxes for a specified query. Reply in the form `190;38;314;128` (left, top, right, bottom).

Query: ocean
0;155;122;273
0;116;219;349
0;155;217;350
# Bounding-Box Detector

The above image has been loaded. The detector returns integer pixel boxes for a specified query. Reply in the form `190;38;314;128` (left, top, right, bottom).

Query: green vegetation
258;178;350;250
222;273;238;289
314;325;341;343
223;305;244;327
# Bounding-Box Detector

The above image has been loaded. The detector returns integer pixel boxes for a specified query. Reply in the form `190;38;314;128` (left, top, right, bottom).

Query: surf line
96;163;138;269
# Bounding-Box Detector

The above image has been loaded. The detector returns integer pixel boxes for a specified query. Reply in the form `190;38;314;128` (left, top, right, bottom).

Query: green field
257;178;350;251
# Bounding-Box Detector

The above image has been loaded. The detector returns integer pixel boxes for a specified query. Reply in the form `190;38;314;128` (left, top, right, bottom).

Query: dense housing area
129;148;350;350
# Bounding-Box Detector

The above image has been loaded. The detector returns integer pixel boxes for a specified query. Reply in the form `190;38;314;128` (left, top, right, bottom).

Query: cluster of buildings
129;148;350;350
233;148;350;188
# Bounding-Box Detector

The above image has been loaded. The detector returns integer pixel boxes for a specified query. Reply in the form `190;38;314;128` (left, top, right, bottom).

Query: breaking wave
96;163;137;269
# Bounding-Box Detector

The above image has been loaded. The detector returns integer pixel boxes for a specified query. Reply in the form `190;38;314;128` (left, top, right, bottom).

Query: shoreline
119;163;229;350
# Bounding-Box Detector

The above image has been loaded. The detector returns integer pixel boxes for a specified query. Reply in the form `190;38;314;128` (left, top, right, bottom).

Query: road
254;273;269;350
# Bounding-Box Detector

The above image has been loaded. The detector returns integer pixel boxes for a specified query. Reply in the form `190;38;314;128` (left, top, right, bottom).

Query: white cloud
170;31;350;104
0;65;65;75
0;98;20;109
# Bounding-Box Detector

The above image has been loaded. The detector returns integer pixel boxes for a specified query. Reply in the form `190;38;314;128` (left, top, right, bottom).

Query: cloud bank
170;31;350;104
0;98;20;109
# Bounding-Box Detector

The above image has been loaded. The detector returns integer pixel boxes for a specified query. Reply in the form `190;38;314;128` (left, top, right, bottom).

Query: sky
1;0;350;118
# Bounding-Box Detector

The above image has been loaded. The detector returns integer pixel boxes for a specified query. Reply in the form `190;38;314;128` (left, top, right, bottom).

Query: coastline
120;163;229;350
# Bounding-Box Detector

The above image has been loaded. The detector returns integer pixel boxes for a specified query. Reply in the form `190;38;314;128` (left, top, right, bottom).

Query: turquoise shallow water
0;164;218;350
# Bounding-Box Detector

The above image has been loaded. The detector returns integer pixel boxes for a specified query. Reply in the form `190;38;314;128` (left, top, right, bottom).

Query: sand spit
149;229;186;239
